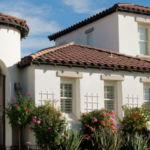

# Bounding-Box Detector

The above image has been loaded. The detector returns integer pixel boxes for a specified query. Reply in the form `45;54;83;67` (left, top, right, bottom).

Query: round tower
0;13;29;149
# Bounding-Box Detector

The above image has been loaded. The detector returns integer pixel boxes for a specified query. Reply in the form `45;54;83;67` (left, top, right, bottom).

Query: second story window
138;26;148;55
85;27;94;46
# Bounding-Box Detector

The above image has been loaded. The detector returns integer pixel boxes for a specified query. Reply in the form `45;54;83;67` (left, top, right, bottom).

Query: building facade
1;3;150;150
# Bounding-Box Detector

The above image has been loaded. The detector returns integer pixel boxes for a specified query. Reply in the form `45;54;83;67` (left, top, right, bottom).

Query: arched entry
0;70;5;149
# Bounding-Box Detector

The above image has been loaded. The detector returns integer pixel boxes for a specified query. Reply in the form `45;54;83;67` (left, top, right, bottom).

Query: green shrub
93;128;122;150
80;109;117;138
32;103;66;150
60;130;82;150
5;93;34;150
121;106;150;135
122;134;150;150
5;93;34;128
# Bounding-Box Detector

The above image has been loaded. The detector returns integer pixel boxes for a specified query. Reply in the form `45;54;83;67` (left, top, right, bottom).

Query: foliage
122;134;150;150
80;109;117;138
92;128;122;150
32;102;66;149
5;93;34;128
60;130;82;150
121;106;150;135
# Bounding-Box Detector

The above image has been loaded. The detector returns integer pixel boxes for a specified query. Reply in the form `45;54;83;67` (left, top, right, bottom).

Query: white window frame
138;25;149;55
60;83;73;113
104;82;116;111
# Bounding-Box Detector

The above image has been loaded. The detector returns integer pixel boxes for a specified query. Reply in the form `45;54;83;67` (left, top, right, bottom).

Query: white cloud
21;37;55;57
62;0;100;14
0;0;60;56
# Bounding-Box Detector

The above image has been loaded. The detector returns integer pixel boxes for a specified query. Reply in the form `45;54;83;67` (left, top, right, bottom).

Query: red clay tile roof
0;13;29;38
18;42;150;73
49;3;150;41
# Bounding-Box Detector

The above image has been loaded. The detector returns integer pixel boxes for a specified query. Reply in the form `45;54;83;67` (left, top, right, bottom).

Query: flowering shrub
80;109;117;138
5;93;34;150
5;93;34;128
32;103;66;150
121;106;150;135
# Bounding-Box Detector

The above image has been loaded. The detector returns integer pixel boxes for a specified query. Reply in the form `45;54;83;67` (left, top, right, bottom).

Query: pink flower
48;127;51;130
33;116;37;119
12;97;16;101
33;119;36;123
25;108;29;111
65;136;69;140
36;120;41;125
90;126;94;132
110;110;115;117
100;120;105;126
103;113;107;117
28;93;31;96
9;106;12;110
15;104;18;107
92;117;98;123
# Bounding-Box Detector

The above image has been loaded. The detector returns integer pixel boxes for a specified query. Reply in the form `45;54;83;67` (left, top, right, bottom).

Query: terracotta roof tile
0;12;29;38
18;42;150;73
49;3;150;40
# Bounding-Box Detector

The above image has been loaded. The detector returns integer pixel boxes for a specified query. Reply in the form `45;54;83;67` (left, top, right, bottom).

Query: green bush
122;134;150;150
60;130;82;150
92;128;122;150
5;93;34;150
121;106;150;135
80;109;117;138
5;93;34;128
32;103;66;150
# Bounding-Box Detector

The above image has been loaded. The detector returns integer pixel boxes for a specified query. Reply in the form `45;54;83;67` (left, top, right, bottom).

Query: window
138;26;148;55
60;83;72;113
144;85;150;109
104;86;115;110
85;27;94;46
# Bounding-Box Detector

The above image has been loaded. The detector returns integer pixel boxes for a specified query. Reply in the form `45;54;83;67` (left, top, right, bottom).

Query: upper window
104;85;115;110
85;27;94;46
60;83;72;113
138;26;148;55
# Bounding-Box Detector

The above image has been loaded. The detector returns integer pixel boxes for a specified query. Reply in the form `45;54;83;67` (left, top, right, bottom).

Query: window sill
136;55;150;61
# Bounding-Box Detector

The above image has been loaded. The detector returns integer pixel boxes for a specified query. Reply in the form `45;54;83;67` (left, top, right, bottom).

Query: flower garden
5;94;150;150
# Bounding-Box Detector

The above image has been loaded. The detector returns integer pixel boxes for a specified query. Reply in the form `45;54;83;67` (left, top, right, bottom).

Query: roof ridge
30;42;75;59
73;43;150;63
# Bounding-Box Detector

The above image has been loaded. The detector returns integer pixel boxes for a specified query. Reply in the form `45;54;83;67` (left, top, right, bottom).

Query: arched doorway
0;71;5;149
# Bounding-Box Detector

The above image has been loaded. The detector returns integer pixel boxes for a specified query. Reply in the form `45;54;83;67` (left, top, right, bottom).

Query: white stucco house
1;2;150;149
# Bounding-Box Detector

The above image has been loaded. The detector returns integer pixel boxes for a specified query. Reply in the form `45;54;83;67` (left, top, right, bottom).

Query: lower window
144;85;150;109
104;85;115;110
60;83;72;113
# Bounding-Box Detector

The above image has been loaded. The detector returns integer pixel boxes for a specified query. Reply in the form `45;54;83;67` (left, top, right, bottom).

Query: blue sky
0;0;150;57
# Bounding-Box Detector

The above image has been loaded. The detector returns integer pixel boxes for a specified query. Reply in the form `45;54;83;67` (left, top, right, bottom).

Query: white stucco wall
118;12;150;56
55;13;119;52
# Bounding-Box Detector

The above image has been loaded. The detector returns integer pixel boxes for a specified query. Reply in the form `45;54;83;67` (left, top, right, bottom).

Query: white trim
101;75;124;81
136;17;150;24
57;71;83;78
140;77;150;83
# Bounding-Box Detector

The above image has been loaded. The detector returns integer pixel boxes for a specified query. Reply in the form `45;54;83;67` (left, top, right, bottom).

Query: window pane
60;83;72;113
105;100;114;110
144;88;150;101
138;27;147;41
139;42;147;55
104;86;114;99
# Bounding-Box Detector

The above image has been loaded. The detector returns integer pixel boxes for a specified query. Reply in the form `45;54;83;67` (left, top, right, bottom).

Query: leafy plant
92;128;122;150
60;130;82;150
121;106;150;135
32;102;66;150
5;93;34;150
122;134;150;150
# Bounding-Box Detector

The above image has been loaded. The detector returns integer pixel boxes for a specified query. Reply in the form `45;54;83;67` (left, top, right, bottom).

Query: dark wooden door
0;74;5;150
